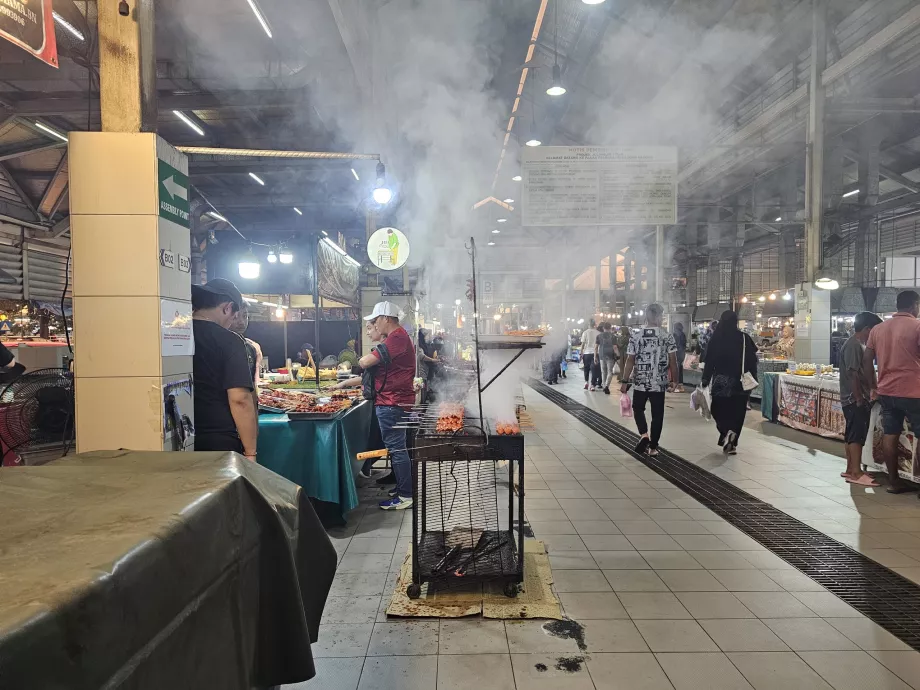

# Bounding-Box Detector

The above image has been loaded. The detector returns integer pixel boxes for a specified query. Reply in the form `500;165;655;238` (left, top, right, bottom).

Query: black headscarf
702;310;757;383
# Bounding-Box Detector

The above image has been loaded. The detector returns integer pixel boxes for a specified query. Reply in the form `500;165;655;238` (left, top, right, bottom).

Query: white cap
364;301;401;321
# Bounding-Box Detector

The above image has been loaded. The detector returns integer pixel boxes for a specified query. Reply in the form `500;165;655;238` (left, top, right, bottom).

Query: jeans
632;390;666;448
582;353;595;383
599;358;615;388
376;405;412;498
878;395;920;436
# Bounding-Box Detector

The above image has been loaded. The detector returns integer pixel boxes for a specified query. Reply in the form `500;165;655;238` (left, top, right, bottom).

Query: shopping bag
690;385;712;421
620;392;633;418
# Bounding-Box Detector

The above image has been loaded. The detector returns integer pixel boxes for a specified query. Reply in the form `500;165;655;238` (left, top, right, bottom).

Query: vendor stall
683;357;789;400
763;371;845;440
258;400;373;523
862;404;920;485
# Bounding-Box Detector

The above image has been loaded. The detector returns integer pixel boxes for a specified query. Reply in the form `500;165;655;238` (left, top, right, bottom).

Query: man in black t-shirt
191;278;258;459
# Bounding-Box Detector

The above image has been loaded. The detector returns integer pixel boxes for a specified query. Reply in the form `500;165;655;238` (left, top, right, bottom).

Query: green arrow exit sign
158;158;189;227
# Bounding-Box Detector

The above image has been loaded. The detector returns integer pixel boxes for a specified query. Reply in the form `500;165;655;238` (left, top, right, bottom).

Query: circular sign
367;227;409;270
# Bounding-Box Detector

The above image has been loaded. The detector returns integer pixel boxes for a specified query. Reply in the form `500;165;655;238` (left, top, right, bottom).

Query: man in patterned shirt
619;303;678;456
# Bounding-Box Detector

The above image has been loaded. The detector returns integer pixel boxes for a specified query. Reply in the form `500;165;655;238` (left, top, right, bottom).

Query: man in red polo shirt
358;301;416;510
864;290;920;494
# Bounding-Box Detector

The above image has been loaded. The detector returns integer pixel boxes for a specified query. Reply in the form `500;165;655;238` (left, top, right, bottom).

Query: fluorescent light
842;189;859;198
351;168;360;181
497;218;507;223
525;138;542;147
245;0;273;38
173;110;204;136
34;121;67;142
248;172;265;185
208;211;227;222
293;207;303;215
53;11;84;41
321;230;329;236
512;175;522;181
503;198;514;203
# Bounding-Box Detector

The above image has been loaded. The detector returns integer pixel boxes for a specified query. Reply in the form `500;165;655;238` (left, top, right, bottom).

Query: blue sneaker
379;495;413;511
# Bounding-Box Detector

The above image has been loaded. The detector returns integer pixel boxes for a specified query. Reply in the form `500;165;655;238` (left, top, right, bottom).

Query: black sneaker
634;436;650;454
603;386;610;395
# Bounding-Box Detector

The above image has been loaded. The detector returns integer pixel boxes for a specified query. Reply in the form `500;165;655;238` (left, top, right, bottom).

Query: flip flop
845;474;880;487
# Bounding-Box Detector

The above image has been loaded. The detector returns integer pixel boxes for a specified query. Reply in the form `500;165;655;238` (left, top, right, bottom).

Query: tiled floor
291;376;920;689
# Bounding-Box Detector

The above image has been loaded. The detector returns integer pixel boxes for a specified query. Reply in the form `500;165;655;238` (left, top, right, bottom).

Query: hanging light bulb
768;292;777;300
275;307;285;319
238;247;260;279
782;291;792;301
267;249;278;263
512;175;522;182
279;246;293;264
372;162;392;204
525;137;542;147
546;64;566;96
741;296;748;303
758;295;766;302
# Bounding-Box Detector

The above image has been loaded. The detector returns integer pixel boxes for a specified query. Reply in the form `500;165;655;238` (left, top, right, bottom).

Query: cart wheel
407;583;422;599
503;582;518;598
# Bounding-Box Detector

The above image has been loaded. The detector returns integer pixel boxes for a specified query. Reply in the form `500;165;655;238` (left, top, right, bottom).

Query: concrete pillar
685;258;698;307
778;231;798;290
594;259;602;316
655;225;665;304
803;0;827;284
98;0;157;133
71;134;192;452
794;282;831;364
610;253;620;317
855;126;881;286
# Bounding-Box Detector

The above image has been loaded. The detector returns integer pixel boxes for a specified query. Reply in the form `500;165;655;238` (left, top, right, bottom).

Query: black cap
191;278;244;309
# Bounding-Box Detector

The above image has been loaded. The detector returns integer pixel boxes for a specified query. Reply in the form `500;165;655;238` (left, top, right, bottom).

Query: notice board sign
0;0;57;68
521;146;677;226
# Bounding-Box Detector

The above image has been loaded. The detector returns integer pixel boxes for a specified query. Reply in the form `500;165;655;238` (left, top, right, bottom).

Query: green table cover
258;400;373;520
760;371;779;422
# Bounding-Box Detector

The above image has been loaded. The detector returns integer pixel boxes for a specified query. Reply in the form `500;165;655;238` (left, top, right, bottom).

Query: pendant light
525;82;541;146
546;3;566;96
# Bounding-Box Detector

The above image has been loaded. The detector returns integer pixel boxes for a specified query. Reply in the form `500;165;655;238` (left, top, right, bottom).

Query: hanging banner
367;227;409;270
317;239;359;305
522;146;677;226
0;0;58;68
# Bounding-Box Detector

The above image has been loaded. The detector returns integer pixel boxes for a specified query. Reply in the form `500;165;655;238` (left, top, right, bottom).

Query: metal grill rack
406;422;524;599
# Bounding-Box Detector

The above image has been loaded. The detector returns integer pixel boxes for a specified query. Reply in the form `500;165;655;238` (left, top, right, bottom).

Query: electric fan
0;367;75;457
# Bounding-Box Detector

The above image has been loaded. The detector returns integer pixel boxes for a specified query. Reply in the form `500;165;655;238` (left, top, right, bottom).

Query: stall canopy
317;239;359;306
693;303;731;322
762;300;793;318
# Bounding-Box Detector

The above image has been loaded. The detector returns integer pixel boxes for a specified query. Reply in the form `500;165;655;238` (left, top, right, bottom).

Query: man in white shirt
581;321;601;391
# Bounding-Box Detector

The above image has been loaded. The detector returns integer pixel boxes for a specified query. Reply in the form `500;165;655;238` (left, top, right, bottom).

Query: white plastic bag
690;385;712;421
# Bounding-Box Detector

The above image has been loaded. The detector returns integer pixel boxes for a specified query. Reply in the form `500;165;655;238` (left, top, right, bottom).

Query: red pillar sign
0;0;58;68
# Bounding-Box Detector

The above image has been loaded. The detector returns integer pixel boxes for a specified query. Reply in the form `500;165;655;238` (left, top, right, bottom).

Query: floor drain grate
527;378;920;651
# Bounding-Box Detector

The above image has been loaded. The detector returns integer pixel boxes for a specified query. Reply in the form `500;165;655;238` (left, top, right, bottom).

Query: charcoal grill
407;420;524;598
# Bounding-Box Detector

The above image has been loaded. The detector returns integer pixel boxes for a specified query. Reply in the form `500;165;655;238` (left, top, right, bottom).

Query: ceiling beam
37;152;68;217
8;89;310;116
0;162;37;218
0;141;67;162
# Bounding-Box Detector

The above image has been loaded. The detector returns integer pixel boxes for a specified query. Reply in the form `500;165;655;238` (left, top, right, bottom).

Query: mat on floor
386;539;562;619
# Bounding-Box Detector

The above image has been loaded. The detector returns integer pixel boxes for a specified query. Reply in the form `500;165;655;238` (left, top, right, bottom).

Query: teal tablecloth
760;371;779;422
258;400;373;520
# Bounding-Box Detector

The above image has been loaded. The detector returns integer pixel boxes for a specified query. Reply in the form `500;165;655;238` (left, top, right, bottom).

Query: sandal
845;474;880;487
648;448;659;456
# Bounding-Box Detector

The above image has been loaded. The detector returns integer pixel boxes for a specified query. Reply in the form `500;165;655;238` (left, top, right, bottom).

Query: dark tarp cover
0;450;337;689
317;239;359;306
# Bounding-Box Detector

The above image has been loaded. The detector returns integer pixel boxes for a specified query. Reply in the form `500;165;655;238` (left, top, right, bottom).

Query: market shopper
619;304;678;456
672;321;687;392
359;301;416;510
229;304;263;391
700;311;758;455
863;290;920;494
191;278;258;459
581;320;601;390
839;311;883;487
596;322;617;394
